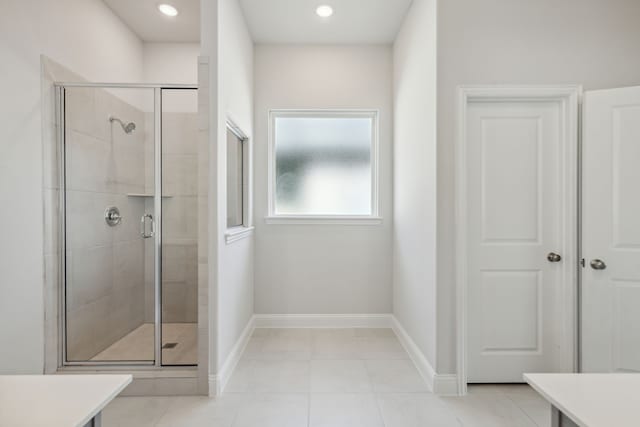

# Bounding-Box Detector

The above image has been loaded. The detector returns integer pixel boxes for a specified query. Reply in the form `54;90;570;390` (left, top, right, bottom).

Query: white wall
392;0;438;368
436;0;640;374
216;0;254;369
253;45;393;315
0;0;144;374
143;43;200;84
142;43;200;114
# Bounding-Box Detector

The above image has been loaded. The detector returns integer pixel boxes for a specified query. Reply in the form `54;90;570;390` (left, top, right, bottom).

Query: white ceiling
103;0;412;44
103;0;200;43
239;0;413;44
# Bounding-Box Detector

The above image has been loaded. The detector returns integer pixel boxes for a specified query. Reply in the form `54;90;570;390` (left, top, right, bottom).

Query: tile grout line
364;352;388;427
228;393;243;427
307;390;311;427
503;392;544;427
307;356;311;427
372;393;389;427
150;396;174;427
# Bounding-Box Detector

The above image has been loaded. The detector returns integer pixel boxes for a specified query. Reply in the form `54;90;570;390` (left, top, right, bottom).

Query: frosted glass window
273;113;375;216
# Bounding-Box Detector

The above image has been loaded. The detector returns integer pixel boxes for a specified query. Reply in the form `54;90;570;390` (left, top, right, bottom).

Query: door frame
455;85;582;395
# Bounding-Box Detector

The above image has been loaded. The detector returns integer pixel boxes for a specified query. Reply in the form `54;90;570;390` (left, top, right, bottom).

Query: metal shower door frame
55;82;197;368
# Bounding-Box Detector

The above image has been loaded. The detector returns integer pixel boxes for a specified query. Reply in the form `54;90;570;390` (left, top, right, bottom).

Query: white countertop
524;373;640;427
0;374;132;427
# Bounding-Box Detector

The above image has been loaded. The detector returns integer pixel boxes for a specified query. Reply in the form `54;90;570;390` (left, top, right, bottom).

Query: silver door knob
590;259;607;270
547;252;562;263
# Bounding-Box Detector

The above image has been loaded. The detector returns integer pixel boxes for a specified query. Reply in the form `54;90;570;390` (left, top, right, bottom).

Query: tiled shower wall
64;87;147;361
144;112;199;324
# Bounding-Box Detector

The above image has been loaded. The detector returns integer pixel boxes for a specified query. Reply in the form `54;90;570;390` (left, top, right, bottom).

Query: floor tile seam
228;393;312;427
149;397;176;427
244;354;409;361
385;392;465;422
227;390;437;395
445;391;538;427
306;390;311;427
371;391;390;427
437;397;480;427
503;392;542;427
227;392;244;427
309;391;379;395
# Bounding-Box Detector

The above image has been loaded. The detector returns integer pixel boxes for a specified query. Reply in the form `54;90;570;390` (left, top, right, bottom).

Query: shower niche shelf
127;193;173;198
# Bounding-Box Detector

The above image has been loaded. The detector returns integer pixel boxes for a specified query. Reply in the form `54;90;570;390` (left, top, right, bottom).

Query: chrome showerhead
123;122;136;133
109;116;136;134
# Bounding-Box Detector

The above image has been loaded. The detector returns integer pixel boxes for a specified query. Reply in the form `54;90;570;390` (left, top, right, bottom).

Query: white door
464;94;577;382
582;86;640;373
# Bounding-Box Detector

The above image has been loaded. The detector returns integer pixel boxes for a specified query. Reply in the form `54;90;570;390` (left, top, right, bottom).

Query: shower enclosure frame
54;82;198;368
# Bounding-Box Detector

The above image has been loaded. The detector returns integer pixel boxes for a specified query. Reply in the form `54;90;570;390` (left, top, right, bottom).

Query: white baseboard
208;374;217;397
433;374;459;396
215;315;256;395
391;316;460;396
253;313;393;329
391;316;436;392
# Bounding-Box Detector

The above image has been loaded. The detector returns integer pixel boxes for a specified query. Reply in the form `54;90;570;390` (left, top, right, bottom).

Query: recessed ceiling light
316;5;334;18
158;4;179;17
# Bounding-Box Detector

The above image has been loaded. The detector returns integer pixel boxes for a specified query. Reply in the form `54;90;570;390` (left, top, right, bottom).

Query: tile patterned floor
91;323;197;365
103;328;551;426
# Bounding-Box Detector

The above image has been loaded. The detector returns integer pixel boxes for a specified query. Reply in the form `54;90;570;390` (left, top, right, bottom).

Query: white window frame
225;118;254;244
266;109;381;225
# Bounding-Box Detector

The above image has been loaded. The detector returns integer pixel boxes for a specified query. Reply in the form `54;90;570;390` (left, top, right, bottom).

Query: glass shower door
63;86;157;364
160;88;198;366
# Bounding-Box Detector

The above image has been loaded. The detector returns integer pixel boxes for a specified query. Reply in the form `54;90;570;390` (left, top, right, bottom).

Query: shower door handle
140;214;155;238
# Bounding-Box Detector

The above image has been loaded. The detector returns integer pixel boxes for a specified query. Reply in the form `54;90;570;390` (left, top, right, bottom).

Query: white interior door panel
464;93;577;382
582;86;640;373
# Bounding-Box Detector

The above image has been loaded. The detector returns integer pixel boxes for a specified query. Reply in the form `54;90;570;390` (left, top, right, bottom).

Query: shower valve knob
105;206;122;226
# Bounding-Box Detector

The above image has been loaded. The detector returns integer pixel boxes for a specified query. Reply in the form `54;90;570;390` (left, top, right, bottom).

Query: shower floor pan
90;323;197;365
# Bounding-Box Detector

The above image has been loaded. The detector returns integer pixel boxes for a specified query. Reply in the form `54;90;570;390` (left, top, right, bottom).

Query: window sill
225;226;255;244
264;216;383;225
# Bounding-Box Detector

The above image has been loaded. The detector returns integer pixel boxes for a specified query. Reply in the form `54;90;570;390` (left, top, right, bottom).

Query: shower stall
55;83;198;367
